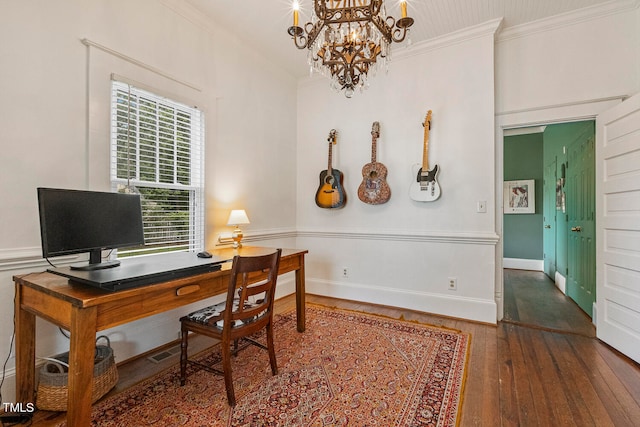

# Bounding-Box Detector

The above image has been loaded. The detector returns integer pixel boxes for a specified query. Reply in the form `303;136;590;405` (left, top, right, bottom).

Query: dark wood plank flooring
24;273;640;426
503;268;595;337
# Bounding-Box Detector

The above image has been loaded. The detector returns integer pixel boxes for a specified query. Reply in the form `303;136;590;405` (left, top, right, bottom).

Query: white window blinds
110;80;205;256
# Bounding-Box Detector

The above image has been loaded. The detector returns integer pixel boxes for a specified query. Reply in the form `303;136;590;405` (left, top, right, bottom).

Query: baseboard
503;258;543;271
554;271;567;294
307;279;497;324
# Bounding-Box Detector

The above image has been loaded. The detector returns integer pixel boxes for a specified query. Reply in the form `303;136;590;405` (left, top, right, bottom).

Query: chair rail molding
296;228;499;245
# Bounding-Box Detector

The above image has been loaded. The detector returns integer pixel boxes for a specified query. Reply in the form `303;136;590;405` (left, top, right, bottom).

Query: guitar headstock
328;129;337;144
371;121;380;139
422;110;432;130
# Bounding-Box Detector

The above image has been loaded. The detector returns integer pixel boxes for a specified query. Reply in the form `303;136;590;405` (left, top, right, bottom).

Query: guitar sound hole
324;175;335;185
369;171;378;179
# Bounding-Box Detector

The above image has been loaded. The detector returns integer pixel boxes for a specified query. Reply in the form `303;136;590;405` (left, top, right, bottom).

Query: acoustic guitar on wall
315;129;346;209
409;110;441;202
358;121;391;204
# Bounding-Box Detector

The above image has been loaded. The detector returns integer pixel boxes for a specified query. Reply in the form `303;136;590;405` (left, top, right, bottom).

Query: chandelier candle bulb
401;0;407;18
293;1;299;27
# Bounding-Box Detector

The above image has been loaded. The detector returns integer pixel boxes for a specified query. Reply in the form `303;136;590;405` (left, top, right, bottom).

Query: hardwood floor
503;268;595;337
26;276;640;426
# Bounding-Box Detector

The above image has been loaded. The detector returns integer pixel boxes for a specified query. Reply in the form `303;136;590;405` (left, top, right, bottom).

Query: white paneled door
596;92;640;364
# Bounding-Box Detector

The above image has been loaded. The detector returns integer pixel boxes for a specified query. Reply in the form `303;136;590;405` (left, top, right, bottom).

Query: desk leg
66;306;98;427
15;284;36;405
295;259;306;332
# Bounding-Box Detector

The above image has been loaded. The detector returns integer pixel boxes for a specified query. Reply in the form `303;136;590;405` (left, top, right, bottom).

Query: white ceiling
186;0;617;78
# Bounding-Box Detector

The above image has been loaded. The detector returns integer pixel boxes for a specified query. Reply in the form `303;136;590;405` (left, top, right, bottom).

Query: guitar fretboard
422;111;432;174
371;121;380;163
327;129;336;174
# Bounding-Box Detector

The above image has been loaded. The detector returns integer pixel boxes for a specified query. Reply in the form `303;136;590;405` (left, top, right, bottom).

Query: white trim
308;279;497;324
503;258;543;271
81;38;202;92
396;18;504;60
215;228;298;247
297;228;499;245
503;126;546;137
555;271;567;294
216;228;499;247
110;73;202;111
497;96;626;121
497;0;640;42
0;248;83;271
495;97;625;322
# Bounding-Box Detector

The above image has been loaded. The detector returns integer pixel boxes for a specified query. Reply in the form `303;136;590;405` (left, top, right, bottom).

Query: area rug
64;305;470;426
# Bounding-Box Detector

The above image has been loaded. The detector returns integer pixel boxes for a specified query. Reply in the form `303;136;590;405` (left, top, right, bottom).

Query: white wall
495;1;639;114
296;21;502;324
0;0;297;402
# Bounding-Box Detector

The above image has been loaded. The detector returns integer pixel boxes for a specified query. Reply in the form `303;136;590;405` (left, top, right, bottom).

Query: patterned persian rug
64;305;469;426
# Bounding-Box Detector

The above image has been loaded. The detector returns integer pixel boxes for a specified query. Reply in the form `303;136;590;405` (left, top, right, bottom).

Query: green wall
504;133;544;260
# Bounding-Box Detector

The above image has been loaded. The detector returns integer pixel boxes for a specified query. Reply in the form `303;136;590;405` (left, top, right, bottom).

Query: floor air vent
147;345;181;364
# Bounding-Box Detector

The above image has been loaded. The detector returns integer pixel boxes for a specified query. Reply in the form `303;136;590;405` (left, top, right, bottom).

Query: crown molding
497;0;639;42
396;18;504;61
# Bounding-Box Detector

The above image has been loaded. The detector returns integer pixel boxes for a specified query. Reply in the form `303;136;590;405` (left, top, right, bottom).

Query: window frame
109;80;205;257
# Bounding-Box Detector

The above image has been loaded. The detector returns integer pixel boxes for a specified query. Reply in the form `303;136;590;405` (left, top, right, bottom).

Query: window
110;80;204;256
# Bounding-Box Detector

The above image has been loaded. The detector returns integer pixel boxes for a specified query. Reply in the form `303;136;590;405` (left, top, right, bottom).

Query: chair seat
183;298;266;329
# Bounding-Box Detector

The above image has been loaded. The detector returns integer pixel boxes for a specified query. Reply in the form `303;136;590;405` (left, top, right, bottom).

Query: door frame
494;96;624;321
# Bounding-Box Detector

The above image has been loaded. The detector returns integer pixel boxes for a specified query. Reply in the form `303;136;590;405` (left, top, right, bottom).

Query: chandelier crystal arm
288;0;415;97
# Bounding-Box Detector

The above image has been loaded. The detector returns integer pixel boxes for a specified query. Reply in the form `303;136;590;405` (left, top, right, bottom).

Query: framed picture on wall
503;179;535;214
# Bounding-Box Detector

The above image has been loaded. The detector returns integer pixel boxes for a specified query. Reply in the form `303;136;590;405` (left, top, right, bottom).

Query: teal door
543;159;557;278
566;135;596;316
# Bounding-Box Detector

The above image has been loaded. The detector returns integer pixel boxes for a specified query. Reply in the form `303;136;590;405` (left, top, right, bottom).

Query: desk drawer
278;255;301;274
96;274;227;330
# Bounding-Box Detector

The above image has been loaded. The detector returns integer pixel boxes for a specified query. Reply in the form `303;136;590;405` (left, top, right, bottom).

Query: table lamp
227;209;250;248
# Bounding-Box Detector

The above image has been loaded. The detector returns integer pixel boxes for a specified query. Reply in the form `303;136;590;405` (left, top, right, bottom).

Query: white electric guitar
409;110;441;202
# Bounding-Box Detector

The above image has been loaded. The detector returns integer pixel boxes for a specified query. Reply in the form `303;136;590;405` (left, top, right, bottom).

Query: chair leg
221;336;236;406
180;324;188;386
266;320;278;375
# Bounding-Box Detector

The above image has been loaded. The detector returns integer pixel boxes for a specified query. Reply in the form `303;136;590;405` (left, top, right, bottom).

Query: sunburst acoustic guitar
315;129;346;209
409;110;441;202
358;121;391;204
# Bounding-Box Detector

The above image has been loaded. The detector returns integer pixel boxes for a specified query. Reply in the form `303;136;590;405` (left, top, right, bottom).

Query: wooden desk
14;246;307;427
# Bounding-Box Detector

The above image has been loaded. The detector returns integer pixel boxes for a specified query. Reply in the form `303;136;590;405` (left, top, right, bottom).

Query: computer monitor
37;187;145;271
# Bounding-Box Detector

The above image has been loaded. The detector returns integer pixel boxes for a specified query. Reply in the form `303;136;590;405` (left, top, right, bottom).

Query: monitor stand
70;249;121;271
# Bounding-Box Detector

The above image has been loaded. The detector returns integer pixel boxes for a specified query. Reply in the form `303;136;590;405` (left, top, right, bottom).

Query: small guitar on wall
409;110;441;202
315;129;346;209
358;121;391;204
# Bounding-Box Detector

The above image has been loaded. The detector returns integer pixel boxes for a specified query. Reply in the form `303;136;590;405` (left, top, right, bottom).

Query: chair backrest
222;249;282;335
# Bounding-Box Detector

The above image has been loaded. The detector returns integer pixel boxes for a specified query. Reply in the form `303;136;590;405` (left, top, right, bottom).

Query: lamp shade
226;209;250;226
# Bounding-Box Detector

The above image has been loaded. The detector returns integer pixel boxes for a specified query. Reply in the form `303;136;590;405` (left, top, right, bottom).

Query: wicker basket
36;336;118;411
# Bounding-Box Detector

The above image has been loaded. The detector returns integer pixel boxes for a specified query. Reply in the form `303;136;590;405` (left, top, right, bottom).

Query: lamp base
231;228;244;248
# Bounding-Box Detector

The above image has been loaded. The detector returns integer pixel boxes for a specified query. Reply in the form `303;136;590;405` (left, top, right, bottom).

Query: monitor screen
37;187;145;270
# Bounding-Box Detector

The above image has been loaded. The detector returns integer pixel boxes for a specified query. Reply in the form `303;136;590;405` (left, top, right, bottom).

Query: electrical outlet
342;267;349;278
477;201;487;213
448;277;457;291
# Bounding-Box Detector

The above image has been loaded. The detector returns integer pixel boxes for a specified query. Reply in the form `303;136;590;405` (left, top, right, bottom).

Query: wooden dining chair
179;249;282;406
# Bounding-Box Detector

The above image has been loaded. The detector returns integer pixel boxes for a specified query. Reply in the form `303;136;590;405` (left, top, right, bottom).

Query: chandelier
288;0;414;98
